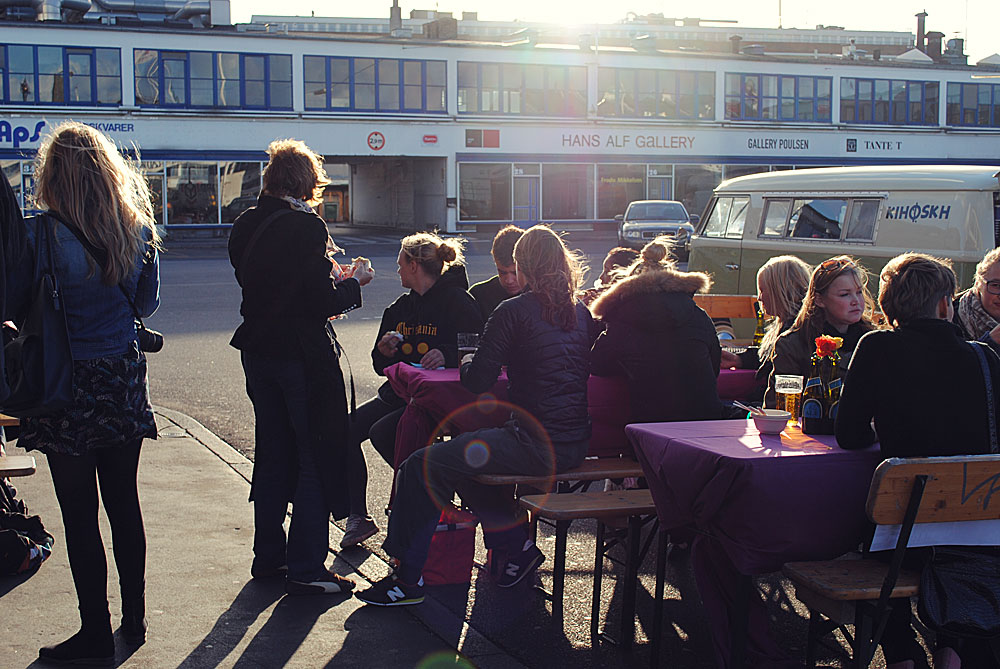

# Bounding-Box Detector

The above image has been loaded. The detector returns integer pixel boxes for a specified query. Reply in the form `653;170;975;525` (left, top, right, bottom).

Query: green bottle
752;301;766;347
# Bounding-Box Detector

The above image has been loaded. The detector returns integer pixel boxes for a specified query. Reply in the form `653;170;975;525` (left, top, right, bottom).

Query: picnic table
627;419;883;668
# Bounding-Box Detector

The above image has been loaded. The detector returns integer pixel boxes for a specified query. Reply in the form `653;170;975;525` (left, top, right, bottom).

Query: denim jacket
13;214;160;360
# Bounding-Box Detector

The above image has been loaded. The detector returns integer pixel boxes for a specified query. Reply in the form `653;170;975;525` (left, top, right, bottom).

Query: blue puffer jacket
14;214;159;360
461;291;596;447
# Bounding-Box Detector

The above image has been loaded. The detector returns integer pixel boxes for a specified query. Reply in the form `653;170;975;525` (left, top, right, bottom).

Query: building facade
3;9;1000;233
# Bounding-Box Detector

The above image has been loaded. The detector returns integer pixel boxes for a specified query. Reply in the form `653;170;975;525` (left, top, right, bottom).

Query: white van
688;165;1000;295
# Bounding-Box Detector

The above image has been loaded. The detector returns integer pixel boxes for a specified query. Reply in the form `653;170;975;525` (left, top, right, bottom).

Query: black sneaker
496;540;545;588
38;630;114;666
355;573;425;607
286;569;356;595
250;562;288;580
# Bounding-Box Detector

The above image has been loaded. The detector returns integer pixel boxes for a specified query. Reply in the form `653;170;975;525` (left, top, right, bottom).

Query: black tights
47;441;145;634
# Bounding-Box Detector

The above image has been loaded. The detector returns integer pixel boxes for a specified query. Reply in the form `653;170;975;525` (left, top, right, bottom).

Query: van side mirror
614;214;624;222
689;214;700;225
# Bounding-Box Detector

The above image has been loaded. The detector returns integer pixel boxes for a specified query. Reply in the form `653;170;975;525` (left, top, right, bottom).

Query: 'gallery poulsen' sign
561;133;696;150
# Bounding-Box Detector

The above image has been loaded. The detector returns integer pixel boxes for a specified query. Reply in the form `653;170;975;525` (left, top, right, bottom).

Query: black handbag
2;216;74;418
918;546;1000;639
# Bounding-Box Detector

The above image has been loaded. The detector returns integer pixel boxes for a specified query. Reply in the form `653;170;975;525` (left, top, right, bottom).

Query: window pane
725;73;739;96
163;58;185;78
799;77;813;97
596;164;645;219
404;84;422;109
597;68;616;116
165;77;185;105
542;164;593;219
97;76;121;104
189;77;212;106
330;58;349;83
304;56;325;82
133;51;158;105
355;58;375;84
244;55;264;80
725;196;750;238
674;164;722;217
761;75;778;97
330;82;350;107
165;162;218;226
245;81;265;106
790;198;847;239
426;61;445;86
355;83;374;109
846;199;879;240
761;199;791;236
403;60;421;85
217;53;239;79
220;161;262;225
189;52;212;79
459;163;511;220
698;72;714;118
378;83;399;110
37;47;62;75
426;85;445;111
701;197;731;238
38;74;63;103
269;81;291;108
457;61;477;87
216;79;239;106
269;55;291;81
378;59;399;84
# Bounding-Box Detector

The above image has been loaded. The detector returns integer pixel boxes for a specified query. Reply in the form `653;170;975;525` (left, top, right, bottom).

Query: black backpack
0;477;53;575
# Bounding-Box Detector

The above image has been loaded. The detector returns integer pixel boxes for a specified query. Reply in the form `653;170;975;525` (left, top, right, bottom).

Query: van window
789;198;848;239
701;196;749;238
761;199;791;236
845;199;880;240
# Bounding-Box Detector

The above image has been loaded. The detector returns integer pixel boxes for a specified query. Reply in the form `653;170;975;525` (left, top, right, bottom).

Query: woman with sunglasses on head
837;253;1000;669
953;247;1000;356
766;255;877;407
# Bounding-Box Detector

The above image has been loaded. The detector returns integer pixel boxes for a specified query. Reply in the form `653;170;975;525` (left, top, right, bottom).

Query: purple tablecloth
627;419;883;668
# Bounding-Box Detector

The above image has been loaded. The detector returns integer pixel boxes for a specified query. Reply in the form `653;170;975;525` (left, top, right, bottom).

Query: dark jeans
242;352;330;582
383;422;585;580
346;395;404;517
47;441;145;634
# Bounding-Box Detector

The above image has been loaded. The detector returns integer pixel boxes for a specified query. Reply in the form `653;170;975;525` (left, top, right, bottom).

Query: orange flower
815;335;844;358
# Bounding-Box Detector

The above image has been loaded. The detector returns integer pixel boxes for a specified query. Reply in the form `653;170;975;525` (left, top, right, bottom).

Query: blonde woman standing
10;122;160;665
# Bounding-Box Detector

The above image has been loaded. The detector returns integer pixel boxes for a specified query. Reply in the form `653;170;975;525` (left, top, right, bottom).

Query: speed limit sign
367;131;385;151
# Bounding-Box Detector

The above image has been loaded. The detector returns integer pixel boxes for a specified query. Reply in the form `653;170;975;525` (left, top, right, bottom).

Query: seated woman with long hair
837;253;1000;669
356;225;595;607
590;238;726;422
720;255;811;392
767;255;877;407
344;232;482;547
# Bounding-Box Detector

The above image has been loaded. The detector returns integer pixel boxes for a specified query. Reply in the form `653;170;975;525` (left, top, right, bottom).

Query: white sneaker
286;569;356;595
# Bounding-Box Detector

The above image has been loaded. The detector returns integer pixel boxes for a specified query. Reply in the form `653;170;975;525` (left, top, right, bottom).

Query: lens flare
464;440;490;467
416;651;476;669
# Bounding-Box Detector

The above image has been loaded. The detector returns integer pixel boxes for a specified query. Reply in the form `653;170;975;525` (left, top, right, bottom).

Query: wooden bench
693;294;759;320
519;488;656;650
473;456;643;488
783;455;1000;668
0;455;36;477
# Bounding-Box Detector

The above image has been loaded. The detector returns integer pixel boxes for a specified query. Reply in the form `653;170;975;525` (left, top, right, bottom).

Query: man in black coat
469;225;523;323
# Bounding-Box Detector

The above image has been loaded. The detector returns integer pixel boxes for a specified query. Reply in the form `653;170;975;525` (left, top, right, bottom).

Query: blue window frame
946;82;1000;128
457;62;586;117
840;78;938;125
725;73;832;122
1;44;121;106
596;67;714;119
304;56;445;113
134;50;292;110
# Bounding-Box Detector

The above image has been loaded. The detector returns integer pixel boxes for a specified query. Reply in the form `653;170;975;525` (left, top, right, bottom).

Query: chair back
692;294;758;320
866;455;1000;551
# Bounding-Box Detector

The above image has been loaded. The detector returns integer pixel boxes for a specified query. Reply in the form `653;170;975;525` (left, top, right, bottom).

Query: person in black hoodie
341;233;482;548
356;225;595;607
590;239;727;422
837;253;1000;669
229;139;374;596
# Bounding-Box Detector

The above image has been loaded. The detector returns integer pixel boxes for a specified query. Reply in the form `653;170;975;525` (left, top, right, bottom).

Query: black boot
38;628;114;666
121;594;146;646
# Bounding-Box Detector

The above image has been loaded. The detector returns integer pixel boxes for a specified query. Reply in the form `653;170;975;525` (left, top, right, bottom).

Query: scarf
282;196;345;255
958;289;998;340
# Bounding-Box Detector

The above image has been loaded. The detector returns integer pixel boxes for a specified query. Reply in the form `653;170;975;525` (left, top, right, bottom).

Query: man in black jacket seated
469;225;524;323
357;225;595;607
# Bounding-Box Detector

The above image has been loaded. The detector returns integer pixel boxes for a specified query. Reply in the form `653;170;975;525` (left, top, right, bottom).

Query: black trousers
346;394;405;517
47;441;145;633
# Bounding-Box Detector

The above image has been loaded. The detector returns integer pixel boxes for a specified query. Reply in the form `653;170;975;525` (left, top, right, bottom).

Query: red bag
422;507;477;586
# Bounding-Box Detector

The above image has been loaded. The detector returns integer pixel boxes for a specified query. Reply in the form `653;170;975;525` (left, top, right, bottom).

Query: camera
137;322;164;353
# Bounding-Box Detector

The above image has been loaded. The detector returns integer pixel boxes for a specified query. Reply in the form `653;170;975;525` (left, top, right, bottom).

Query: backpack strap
236;208;294;284
969;341;999;454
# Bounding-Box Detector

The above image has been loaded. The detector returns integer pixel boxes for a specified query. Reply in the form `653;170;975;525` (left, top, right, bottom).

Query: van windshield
627;202;688;221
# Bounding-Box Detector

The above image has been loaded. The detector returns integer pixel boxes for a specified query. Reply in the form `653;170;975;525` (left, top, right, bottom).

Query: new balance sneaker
286;569;356;595
355;573;425;607
340;514;379;548
495;540;545;588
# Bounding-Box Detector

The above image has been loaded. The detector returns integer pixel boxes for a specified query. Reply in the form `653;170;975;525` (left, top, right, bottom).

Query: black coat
461;292;595;451
228;195;362;519
590;268;726;423
836;319;1000;458
0;176;27;404
372;264;482;375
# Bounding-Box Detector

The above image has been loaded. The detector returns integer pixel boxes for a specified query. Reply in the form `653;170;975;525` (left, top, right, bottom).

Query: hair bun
438;242;458;263
641;242;668;264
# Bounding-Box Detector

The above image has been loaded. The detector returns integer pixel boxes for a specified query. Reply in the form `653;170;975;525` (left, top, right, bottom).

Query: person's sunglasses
817;257;855;277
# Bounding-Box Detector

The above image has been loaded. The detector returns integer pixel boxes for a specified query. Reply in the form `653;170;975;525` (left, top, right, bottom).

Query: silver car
616;200;698;257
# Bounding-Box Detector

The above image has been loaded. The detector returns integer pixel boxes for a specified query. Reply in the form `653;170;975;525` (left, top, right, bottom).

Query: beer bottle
827;362;843;420
801;356;832;434
752;301;766;347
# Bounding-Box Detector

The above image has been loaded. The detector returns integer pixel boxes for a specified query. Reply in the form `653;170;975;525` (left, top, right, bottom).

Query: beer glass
774;374;804;424
457;333;480;357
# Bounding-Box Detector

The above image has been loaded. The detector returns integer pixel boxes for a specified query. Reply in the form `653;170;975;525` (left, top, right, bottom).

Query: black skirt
18;346;157;456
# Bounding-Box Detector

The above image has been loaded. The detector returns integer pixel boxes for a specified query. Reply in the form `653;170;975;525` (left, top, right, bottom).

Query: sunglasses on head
818;257;855;275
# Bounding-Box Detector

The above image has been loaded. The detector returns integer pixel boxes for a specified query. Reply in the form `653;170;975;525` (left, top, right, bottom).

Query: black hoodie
372;264;483;377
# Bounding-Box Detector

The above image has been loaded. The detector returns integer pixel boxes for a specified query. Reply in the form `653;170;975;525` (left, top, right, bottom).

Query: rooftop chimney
916;10;928;52
926;31;944;61
730;34;742;54
389;0;402;33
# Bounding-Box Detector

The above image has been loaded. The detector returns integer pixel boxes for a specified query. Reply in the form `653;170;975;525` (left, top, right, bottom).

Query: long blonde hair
792;255;876;339
757;255;811;358
33;121;160;285
513;225;585;331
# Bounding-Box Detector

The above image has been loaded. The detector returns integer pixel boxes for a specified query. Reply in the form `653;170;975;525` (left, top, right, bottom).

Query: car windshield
626;202;687;221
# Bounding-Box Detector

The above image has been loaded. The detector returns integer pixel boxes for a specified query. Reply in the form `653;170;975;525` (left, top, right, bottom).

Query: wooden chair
783;454;1000;668
693;294;758;320
518;488;656;649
